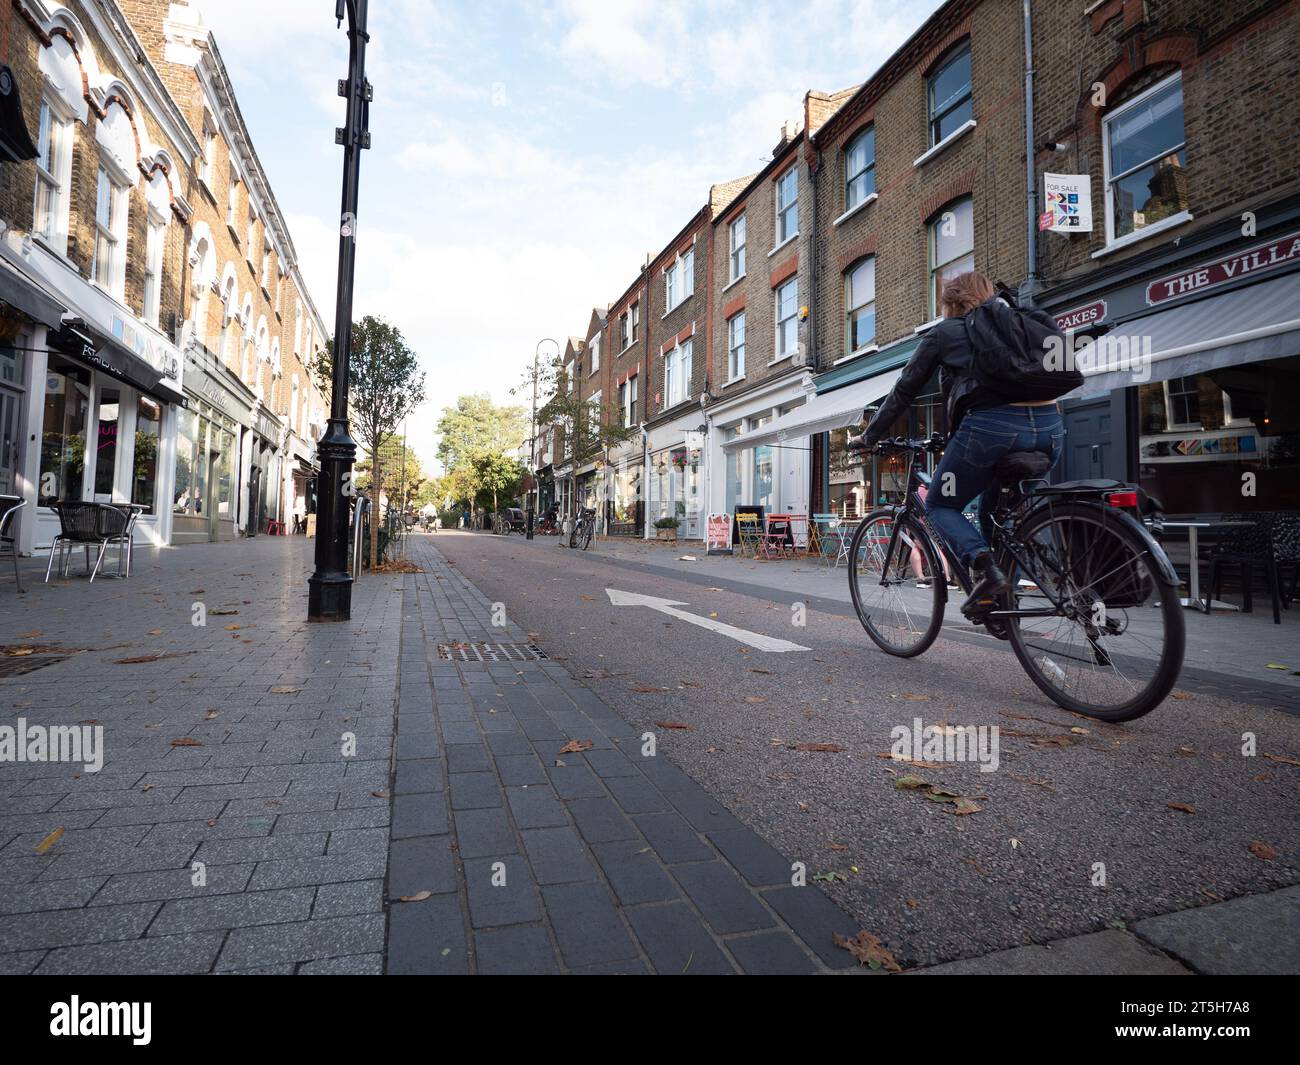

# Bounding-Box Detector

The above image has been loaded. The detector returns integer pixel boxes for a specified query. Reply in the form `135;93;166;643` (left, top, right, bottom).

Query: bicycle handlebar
871;434;946;454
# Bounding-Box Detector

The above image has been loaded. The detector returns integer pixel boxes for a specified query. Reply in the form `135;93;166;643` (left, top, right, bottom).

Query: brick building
543;0;1297;543
0;0;330;558
1028;0;1300;521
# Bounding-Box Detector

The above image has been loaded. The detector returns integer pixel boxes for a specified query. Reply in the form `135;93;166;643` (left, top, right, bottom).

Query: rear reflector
1106;491;1138;508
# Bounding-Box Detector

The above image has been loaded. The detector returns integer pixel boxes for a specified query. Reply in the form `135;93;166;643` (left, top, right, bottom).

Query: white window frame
727;312;746;383
619;312;631;351
590;333;600;374
226;166;240;227
631;301;640;341
774;279;797;362
664;248;695;313
845;257;876;356
775;168;798;247
928;197;975;319
1101;72;1187;247
845;126;876;211
729;214;746;281
663;340;693;409
143;212;166;327
92;166;129;301
33;96;74;255
928;44;972;148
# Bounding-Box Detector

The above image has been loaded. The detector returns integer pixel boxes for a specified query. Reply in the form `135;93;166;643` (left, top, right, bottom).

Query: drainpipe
1021;0;1039;306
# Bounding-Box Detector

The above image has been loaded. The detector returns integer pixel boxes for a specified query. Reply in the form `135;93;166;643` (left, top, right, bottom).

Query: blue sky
195;0;944;471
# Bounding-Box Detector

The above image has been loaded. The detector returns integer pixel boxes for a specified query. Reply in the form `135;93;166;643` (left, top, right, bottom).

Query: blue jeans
923;404;1064;568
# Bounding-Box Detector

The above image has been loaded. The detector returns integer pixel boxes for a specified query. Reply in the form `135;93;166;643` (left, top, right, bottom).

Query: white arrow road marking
604;588;810;653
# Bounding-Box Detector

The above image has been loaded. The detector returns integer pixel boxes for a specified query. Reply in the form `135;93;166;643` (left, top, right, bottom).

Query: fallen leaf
209;609;238;616
905;898;919;909
1167;802;1196;815
35;827;64;854
371;791;389;799
1249;840;1278;861
827;843;848;852
1070;726;1090;735
744;696;766;704
1265;663;1289;670
748;668;775;675
141;784;154;792
899;693;929;701
834;930;901;972
653;721;693;730
399;890;433;903
224;624;240;631
579;594;595;601
170;737;203;747
203;710;220;720
270;686;302;694
894;775;929;790
631;685;670;693
1262;753;1300;767
18;631;42;638
558;739;593;754
146;629;162;636
4;648;34;657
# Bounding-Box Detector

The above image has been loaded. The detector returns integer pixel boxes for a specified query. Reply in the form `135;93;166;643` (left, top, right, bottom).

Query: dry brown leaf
744;696;766;704
1070;726;1090;735
35;827;64;854
827;843;848;852
399;890;433;903
1167;802;1196;814
899;693;929;701
224;624;240;631
170;737;203;747
270;686;302;694
1249;840;1278;861
1262;753;1300;767
749;668;775;675
834;930;901;972
654;721;693;730
631;685;670;693
203;709;219;720
905;898;919;909
146;629;162;636
558;739;594;754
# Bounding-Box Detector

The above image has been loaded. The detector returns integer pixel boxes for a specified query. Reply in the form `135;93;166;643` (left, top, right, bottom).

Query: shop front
606;440;643;536
1044;203;1300;521
172;343;253;544
707;373;812;537
0;240;185;554
245;407;285;537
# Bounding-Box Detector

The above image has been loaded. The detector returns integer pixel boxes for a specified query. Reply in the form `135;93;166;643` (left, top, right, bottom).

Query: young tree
316;316;426;565
532;361;638;513
470;451;526;515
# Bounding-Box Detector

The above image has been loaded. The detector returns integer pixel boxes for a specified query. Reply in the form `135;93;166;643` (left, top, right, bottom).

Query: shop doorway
1062;396;1127;483
205;449;220;541
247;466;262;536
0;385;20;497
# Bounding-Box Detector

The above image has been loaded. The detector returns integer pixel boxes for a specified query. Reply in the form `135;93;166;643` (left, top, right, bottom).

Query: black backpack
963;298;1082;402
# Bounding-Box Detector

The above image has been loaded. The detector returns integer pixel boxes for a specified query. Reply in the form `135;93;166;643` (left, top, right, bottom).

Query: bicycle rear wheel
580;522;593;550
848;510;945;657
1004;500;1184;722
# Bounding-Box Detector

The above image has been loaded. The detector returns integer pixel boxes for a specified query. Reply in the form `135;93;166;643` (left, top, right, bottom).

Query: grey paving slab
1132;887;1300;975
917;930;1191;975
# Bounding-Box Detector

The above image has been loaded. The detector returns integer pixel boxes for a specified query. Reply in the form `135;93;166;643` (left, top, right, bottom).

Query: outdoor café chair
759;515;793;560
45;502;130;583
0;494;25;593
736;513;762;558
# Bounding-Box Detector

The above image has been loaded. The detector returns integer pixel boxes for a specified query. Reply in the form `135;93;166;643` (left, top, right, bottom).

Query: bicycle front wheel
1005;500;1185;722
580;523;594;550
848;510;945;657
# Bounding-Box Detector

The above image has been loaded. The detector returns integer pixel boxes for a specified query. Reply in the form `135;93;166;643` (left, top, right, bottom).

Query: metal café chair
1;494;25;593
45;501;131;583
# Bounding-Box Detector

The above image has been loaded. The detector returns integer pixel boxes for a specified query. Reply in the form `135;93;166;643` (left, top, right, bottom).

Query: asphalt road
428;529;1300;968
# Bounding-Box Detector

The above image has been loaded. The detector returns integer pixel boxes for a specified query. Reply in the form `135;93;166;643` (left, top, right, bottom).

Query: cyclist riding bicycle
848;271;1070;620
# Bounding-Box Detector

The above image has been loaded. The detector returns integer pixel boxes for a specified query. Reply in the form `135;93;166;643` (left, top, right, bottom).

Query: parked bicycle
847;435;1185;722
494;507;527;535
569;506;596;550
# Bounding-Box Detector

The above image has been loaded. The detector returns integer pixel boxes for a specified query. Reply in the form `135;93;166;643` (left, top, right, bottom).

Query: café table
1162;519;1255;613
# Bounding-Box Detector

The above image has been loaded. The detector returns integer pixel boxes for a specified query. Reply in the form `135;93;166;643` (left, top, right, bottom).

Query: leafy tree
471;451;526;514
435;395;527;473
315;316;426;565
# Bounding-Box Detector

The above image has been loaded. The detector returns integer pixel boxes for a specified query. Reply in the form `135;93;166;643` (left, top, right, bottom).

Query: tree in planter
314;316;425;566
357;437;427;524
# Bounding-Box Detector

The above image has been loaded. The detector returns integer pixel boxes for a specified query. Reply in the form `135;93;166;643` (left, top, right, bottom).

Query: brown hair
941;270;995;318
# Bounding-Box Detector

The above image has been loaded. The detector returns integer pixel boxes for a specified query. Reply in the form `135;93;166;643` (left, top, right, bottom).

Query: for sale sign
1043;174;1093;232
706;513;733;555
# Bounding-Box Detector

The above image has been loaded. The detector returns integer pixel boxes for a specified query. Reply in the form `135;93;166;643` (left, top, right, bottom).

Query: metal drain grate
437;642;549;662
0;655;67;678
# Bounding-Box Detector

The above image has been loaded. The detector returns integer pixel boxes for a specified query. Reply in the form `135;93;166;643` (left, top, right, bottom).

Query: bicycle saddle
993;451;1052;482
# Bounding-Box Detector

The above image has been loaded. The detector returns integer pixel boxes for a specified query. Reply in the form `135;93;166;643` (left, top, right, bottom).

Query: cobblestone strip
383;537;860;974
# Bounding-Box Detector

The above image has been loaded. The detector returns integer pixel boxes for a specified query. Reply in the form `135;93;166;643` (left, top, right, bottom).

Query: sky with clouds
193;0;943;472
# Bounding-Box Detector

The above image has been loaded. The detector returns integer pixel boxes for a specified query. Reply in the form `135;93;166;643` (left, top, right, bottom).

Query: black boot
962;552;1008;618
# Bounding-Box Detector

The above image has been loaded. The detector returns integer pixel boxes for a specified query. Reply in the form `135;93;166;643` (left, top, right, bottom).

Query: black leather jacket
859;298;1060;445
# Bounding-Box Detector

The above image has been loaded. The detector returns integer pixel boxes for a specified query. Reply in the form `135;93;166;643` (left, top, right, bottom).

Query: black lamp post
309;0;372;621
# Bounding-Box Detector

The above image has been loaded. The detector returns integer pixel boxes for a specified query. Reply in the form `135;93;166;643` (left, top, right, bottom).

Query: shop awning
721;366;904;451
1072;270;1300;398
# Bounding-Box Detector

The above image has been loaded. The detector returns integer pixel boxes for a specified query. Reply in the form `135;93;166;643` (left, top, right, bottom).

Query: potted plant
654;516;680;542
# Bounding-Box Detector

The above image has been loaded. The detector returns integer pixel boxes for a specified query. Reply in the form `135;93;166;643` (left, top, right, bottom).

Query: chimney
775;119;802;154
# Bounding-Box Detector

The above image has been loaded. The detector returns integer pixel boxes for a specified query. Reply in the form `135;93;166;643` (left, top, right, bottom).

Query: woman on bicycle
848;271;1064;618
